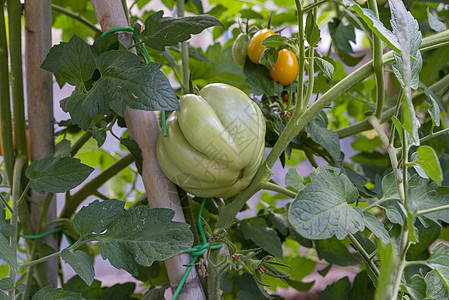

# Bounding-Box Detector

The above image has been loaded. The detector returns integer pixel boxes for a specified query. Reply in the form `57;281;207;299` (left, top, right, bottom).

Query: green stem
348;233;380;278
294;0;305;111
417;204;449;216
177;0;189;94
0;0;14;186
60;153;134;218
362;197;397;212
70;131;93;156
7;0;28;160
259;182;297;198
368;117;398;169
51;4;101;35
304;4;316;107
18;239;88;270
9;156;26;300
303;0;329;12
367;0;384;119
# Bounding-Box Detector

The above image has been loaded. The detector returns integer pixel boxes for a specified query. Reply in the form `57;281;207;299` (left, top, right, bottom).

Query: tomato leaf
240;218;284;259
305;13;321;48
427;8;446;32
315;57;334;79
363;212;390;245
0;209;13;237
425;270;449;299
315;237;358;266
243;59;282;96
413;145;443;185
404;274;426;300
60;35;96;86
319;277;351;299
285;168;304;192
61;249;95;286
96;207;193;276
141;10;223;51
0;235;17;270
288;167;364;240
427;243;449;292
305;111;341;162
342;0;401;53
120;138;142;175
31;285;85;300
374;241;398;300
25;155;94;194
73;199;125;237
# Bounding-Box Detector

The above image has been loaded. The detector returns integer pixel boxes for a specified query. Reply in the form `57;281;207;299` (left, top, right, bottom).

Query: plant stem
368;117;398;169
348;233;380;278
259;182;297;198
7;0;28;161
362;197;397;212
367;0;385;119
70;131;93;156
304;3;316;107
60;153;134;218
417;203;449;216
177;0;189;94
52;4;101;35
0;0;14;185
9;156;26;300
294;0;305;111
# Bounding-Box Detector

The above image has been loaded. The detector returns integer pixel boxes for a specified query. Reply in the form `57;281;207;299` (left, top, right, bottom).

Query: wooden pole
90;1;206;298
24;0;57;287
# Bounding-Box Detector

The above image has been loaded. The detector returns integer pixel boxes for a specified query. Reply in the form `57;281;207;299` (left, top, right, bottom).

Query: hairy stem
259;182;297;198
348;233;380;278
367;0;385;119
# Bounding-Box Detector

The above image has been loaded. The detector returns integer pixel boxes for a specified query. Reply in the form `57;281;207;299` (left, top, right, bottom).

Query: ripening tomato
247;29;275;64
269;49;299;86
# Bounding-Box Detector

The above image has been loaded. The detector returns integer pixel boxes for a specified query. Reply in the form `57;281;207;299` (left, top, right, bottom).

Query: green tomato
232;33;250;67
157;83;266;198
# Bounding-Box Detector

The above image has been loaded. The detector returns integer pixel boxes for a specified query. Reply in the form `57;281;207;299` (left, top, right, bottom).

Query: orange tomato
247;29;275;64
269;49;299;86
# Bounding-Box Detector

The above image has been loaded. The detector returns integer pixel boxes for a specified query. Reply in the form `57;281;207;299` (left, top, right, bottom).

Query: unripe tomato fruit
269;49;299;86
157;83;266;198
232;33;250;67
247;29;275;64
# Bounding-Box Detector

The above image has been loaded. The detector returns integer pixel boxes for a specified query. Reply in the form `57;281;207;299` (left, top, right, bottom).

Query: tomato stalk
367;0;385;119
0;0;14;185
294;0;306;112
177;0;190;94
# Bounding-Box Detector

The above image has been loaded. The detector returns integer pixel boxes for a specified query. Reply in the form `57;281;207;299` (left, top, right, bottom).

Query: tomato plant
1;0;449;299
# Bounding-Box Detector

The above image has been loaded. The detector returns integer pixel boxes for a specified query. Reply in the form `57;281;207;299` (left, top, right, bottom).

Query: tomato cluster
233;28;299;86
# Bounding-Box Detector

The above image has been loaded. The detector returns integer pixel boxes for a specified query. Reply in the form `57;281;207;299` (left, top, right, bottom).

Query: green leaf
268;210;289;236
305;112;341;162
31;285;85;300
94;50;179;115
60;35;96;86
90;125;106;148
74;199;125;236
341;0;401;53
97;207;193;276
240;217;283;259
404;274;426;300
407;220;441;261
62;276;102;299
142;11;223;51
0;234;17;270
60;92;95;131
380;172;400;200
0;209;13;237
420;82;441;127
363;212;389;244
425;270;449;299
328;18;356;53
414;145;443;185
285;168;304;191
142;283;170;300
315;237;358;266
61;250;95;286
305;13;321;47
374;241;397;300
319;277;351;300
41;42;67;74
409;175;449;223
351;136;382;152
0;292;8;300
349;270;375;300
428;8;446;32
288;167;364;240
25;155;94;194
261;35;296;51
100;282;136;300
315;57;334;79
243;59;282;96
120;138;142;175
385;205;404;225
427;243;449;291
0;277;14;291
